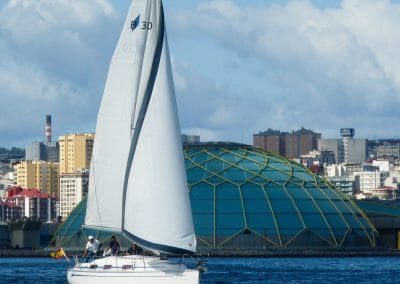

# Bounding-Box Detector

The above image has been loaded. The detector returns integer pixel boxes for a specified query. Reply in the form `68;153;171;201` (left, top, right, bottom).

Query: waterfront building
7;188;57;222
0;223;10;248
59;170;89;219
59;133;95;174
254;127;321;159
13;161;60;198
181;134;200;144
8;220;42;249
54;142;377;251
0;200;22;221
326;162;395;199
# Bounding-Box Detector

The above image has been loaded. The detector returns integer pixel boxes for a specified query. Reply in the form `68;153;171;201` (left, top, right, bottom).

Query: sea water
0;257;399;283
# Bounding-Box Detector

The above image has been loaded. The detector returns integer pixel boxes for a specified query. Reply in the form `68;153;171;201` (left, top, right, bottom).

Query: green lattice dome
54;142;377;250
185;142;377;248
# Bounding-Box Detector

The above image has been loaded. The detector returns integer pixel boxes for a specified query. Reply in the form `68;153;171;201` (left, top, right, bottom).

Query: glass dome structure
185;142;377;248
53;142;377;250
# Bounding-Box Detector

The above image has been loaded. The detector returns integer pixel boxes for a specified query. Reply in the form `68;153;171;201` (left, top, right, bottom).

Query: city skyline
2;0;400;147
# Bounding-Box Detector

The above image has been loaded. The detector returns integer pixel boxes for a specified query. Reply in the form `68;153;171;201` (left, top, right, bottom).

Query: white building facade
59;170;89;219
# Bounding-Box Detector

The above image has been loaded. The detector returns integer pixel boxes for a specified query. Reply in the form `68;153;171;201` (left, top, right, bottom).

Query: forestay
84;0;196;254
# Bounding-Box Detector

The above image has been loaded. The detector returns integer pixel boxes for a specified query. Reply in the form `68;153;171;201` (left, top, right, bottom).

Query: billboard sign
340;128;355;138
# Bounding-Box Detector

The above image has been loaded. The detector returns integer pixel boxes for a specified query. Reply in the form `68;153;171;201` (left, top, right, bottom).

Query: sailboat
67;0;199;283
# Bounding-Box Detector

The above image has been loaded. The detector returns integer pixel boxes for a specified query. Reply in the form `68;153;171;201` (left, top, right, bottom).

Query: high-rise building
253;127;321;159
59;133;95;174
318;132;367;164
25;141;59;162
341;128;355;163
25;141;47;161
59;170;89;219
253;129;285;155
13;161;60;198
46;141;60;162
318;139;343;163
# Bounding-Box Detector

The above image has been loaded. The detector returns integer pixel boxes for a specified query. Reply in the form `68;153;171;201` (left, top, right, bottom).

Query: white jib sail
84;0;156;232
85;0;196;254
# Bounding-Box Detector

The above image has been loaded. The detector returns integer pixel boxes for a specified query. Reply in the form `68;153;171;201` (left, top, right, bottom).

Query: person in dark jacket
127;243;143;255
107;235;120;256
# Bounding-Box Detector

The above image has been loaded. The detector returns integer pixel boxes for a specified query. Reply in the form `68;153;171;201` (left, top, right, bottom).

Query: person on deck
107;235;120;256
127;243;143;255
83;235;101;261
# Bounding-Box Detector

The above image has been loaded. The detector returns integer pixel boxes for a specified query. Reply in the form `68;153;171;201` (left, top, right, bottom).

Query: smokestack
46;115;52;143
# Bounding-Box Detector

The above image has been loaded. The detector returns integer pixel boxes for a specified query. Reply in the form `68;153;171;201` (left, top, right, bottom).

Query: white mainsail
84;0;196;254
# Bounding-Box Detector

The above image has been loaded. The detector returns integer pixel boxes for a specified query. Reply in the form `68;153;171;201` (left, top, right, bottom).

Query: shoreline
1;248;400;258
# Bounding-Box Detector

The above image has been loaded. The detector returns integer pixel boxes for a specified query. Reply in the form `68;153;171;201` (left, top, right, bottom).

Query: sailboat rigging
67;0;200;282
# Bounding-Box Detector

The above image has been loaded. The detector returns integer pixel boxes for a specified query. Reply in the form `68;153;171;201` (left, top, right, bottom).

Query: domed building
185;142;376;250
54;142;378;252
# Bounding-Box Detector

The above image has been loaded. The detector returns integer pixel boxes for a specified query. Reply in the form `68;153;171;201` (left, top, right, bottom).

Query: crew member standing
83;235;101;261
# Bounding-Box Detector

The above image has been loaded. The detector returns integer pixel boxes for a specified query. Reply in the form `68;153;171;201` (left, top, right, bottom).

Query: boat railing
69;253;205;273
69;254;148;271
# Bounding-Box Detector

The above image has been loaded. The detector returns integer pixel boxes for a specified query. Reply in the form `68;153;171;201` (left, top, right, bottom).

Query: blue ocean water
0;257;399;283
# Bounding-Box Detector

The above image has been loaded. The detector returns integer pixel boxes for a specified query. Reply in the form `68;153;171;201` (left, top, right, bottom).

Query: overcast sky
1;0;400;148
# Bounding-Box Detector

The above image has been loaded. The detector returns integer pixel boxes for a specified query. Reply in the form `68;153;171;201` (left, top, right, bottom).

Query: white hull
67;255;199;284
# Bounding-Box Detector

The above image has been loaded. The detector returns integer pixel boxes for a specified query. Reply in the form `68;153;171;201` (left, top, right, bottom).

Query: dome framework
185;142;377;248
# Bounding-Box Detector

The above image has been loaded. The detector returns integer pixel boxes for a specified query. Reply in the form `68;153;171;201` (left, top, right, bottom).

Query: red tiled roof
18;189;50;198
7;186;24;197
7;187;51;199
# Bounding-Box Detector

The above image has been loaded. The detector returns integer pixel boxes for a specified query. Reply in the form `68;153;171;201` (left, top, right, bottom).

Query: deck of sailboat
68;255;199;284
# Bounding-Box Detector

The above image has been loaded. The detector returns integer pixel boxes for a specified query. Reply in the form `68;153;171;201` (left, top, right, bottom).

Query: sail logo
130;14;153;31
130;15;140;31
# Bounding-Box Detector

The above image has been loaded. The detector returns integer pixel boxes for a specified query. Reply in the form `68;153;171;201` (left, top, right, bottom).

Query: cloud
0;0;122;146
170;0;400;140
2;0;400;147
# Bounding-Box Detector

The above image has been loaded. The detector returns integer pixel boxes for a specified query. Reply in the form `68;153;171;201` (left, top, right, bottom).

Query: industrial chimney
46;115;52;143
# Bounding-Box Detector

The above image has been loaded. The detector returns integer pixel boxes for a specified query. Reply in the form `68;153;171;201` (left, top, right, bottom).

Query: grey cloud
2;0;400;148
0;0;122;146
170;0;400;140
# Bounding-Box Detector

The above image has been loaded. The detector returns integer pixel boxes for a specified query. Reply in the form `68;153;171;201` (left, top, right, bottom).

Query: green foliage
0;147;25;158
